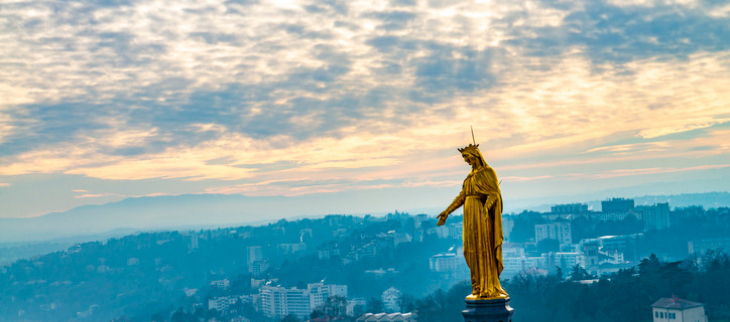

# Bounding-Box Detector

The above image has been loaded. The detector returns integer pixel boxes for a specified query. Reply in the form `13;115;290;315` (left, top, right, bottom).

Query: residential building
246;246;262;267
541;252;581;274
250;260;269;277
260;286;310;319
307;283;347;310
429;252;467;273
501;247;527;277
689;237;730;255
580;239;600;269
551;203;588;214
535;222;572;246
545;203;589;220
259;283;347;320
448;224;463;239
638;203;671;231
651;297;708;322
210;279;230;290
277;243;307;254
347;298;367;316
318;248;341;260
382;287;402;313
602;198;635;213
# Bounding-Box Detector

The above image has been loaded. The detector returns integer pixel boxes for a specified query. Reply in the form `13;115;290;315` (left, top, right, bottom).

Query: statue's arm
484;194;498;210
438;190;465;225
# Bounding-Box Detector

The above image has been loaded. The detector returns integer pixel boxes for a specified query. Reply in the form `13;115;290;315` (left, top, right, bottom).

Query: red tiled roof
651;297;703;310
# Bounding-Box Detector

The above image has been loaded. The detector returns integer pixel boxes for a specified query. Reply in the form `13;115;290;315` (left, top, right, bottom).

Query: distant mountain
2;187;728;243
0;194;289;243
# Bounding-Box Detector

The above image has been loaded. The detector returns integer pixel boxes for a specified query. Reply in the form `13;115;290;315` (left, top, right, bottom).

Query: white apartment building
259;283;348;319
429;252;467;273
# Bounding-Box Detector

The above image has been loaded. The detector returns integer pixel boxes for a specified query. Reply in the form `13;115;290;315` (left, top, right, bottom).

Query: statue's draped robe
445;165;508;299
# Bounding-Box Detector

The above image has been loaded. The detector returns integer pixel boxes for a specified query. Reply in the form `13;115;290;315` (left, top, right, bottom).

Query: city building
551;203;588;214
318;248;341;260
448;224;463;239
501;247;527;277
250;260;270;277
259;283;347;320
208;294;256;312
602;198;635;213
535;222;572;246
429;251;467;273
347;298;367;316
190;234;199;250
502;216;515;240
246;246;262;267
277;243;307;254
381;287;402;313
542;252;581;274
210;279;230;290
689;237;730;255
545;203;589;220
651;297;708;322
637;203;671;231
580;239;600;271
307;283;348;310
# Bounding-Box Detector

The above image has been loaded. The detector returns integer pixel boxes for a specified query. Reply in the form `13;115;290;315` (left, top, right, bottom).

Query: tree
366;298;383;313
569;264;592;281
323;295;348;317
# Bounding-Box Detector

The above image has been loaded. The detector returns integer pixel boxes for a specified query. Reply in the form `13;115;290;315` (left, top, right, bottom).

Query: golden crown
458;144;480;154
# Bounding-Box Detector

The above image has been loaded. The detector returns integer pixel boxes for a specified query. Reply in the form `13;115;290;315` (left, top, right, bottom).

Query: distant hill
0;194;286;243
2;189;728;243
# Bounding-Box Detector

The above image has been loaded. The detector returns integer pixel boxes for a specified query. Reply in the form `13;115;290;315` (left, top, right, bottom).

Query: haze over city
1;0;729;228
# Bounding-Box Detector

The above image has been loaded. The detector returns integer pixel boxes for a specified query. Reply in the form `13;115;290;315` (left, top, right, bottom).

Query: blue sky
0;0;729;219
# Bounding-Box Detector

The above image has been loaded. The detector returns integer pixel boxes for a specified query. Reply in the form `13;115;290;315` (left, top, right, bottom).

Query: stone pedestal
462;298;514;322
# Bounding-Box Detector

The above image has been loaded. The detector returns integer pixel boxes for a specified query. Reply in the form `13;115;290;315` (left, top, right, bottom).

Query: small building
651;297;708;322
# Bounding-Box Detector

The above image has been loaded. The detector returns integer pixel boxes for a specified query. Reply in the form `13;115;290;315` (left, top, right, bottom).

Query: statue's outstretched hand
437;212;448;226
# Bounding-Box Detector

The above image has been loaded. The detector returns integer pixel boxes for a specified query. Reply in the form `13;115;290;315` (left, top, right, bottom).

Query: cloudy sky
1;0;729;219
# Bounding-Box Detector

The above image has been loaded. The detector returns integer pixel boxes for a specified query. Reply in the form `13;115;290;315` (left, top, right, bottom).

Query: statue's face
462;153;478;167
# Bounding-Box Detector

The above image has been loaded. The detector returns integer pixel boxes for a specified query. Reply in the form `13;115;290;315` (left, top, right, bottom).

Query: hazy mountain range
1;190;728;244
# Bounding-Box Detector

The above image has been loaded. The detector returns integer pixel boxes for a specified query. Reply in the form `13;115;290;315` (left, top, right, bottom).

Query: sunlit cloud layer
1;0;729;217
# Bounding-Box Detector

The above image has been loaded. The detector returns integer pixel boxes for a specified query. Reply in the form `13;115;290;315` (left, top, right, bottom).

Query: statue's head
458;144;487;168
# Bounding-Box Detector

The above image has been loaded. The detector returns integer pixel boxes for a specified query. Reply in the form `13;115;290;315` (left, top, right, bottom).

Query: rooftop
651;297;704;310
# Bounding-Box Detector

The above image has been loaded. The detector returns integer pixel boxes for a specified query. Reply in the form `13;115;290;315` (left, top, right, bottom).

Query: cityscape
2;0;730;321
1;194;728;322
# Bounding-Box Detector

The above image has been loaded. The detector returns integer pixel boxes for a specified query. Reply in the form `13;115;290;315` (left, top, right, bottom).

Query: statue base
462;297;514;322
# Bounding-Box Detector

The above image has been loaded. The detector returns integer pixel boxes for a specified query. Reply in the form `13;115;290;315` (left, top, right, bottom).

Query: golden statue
437;143;509;300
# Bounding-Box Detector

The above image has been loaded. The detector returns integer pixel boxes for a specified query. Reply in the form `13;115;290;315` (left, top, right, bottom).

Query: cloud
0;0;728;214
0;183;10;187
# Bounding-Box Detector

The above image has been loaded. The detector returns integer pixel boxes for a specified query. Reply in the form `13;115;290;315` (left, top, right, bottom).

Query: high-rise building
637;203;670;231
535;222;572;246
246;246;262;267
